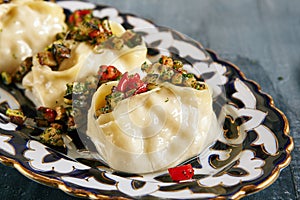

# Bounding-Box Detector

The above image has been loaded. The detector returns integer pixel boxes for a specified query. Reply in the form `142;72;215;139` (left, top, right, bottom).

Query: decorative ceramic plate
0;0;293;199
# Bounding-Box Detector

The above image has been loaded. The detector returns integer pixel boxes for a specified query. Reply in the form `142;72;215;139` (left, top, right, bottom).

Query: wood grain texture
0;0;298;199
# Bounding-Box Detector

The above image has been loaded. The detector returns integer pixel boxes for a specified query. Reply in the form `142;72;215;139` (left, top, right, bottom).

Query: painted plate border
0;0;293;199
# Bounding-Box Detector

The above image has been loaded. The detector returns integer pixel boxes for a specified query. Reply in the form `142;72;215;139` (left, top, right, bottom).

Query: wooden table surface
0;0;299;199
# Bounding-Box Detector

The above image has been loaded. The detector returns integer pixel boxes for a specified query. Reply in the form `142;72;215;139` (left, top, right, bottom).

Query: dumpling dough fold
0;0;66;73
22;22;148;108
87;82;221;173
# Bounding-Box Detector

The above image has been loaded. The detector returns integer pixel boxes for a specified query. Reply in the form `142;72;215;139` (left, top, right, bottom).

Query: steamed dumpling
0;0;66;74
22;22;148;108
87;81;221;173
22;41;91;107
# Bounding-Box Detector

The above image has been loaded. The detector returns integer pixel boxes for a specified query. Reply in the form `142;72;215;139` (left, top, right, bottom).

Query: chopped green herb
173;60;183;69
40;127;64;147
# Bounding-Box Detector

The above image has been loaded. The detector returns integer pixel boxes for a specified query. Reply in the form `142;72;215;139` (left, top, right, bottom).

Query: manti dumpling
87;81;221;173
0;0;66;74
22;22;148;108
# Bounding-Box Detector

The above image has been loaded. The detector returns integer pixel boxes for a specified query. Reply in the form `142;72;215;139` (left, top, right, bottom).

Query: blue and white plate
0;1;293;199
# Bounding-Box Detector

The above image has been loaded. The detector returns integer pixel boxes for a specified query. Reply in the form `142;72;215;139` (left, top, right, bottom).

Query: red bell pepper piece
38;107;57;123
98;65;122;82
134;83;148;95
116;72;129;92
75;9;92;16
68;9;92;26
116;72;148;95
168;164;194;182
126;73;143;89
89;30;100;38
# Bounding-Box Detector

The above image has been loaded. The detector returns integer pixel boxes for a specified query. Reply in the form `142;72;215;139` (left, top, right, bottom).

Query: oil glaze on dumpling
22;22;148;108
0;0;66;74
87;81;221;173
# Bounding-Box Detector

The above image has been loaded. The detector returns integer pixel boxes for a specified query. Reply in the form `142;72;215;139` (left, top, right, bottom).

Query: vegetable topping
67;9;113;45
97;55;207;116
68;9;93;27
168;164;194;181
142;55;207;90
98;65;122;84
98;72;149;115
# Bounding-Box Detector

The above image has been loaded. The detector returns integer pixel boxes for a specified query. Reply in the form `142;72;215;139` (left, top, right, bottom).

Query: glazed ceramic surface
0;1;293;199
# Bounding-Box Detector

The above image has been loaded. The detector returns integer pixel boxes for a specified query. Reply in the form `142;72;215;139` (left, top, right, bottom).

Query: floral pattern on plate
0;1;293;199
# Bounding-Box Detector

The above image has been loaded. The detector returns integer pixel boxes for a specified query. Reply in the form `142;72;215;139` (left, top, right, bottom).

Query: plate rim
0;1;294;199
0;51;293;200
205;48;293;199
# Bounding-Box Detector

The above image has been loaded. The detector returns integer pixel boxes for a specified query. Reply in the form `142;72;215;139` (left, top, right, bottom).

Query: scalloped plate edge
0;48;293;199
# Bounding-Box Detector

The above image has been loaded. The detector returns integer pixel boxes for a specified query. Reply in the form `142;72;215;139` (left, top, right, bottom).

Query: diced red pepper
134;83;148;95
116;72;129;92
75;9;92;16
126;80;137;90
132;73;140;80
126;73;143;90
116;72;148;95
168;164;194;182
89;30;101;38
38;107;57;123
68;9;93;26
68;15;75;24
98;65;122;82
